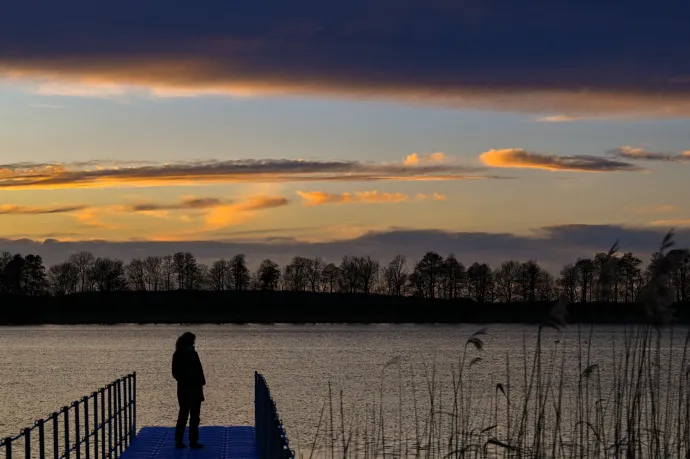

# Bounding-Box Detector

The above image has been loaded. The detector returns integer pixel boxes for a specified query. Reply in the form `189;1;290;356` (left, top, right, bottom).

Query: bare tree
307;257;325;292
320;263;340;293
48;262;79;296
68;251;95;292
126;258;146;291
161;255;175;291
209;259;229;291
358;256;380;295
90;258;127;292
284;256;310;291
383;255;408;296
143;256;163;291
229;254;250;291
495;260;520;303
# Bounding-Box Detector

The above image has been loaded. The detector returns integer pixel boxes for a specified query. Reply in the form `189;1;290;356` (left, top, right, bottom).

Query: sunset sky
1;0;689;270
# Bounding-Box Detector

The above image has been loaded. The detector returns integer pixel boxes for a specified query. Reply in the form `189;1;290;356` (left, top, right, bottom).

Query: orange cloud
204;195;288;229
649;219;690;227
479;148;642;172
0;157;494;190
626;204;680;215
0;204;87;215
297;190;446;206
403;152;447;166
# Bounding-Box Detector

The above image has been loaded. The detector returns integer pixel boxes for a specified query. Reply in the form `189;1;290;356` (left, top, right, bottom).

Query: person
172;331;206;448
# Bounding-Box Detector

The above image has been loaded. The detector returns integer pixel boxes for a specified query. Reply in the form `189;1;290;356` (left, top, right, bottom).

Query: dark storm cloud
2;225;687;275
1;1;690;116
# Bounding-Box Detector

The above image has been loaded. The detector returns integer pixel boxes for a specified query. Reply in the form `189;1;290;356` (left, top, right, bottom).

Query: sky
0;0;689;271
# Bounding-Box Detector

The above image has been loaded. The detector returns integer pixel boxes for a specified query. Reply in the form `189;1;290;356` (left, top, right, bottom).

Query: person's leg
189;400;202;447
175;396;191;446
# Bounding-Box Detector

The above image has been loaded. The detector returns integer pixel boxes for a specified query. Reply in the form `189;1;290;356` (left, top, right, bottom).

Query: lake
2;324;689;458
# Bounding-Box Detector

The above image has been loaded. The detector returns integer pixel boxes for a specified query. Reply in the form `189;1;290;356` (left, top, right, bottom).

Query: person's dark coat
172;346;206;402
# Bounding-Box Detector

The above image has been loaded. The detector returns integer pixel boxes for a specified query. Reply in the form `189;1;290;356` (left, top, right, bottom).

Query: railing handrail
255;372;294;459
1;373;137;459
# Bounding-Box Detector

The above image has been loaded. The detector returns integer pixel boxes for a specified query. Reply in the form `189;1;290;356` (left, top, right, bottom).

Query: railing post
99;390;105;459
122;378;128;449
23;428;30;459
74;402;80;459
132;373;137;440
107;385;112;459
116;380;122;457
63;407;70;459
92;393;98;459
84;397;90;459
37;419;45;459
4;438;11;459
52;413;58;459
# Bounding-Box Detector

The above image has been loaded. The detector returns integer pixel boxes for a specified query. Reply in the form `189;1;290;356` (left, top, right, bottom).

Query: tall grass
300;231;690;459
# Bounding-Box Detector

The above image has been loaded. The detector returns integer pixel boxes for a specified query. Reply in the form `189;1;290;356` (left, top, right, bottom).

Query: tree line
0;248;688;304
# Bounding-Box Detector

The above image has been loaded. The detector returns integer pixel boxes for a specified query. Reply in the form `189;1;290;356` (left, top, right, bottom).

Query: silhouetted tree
320;263;340;293
161;255;175;291
467;262;492;303
230;254;250;291
383;255;408;296
48;262;79;296
558;263;579;303
495;260;520;303
173;252;186;290
68;251;95;293
339;256;360;294
358;256;379;295
209;259;229;291
670;249;690;302
143;256;163;291
575;258;595;303
440;254;465;299
90;257;127;292
412;252;444;299
306;257;324;292
256;259;280;290
24;254;48;295
126;258;146;291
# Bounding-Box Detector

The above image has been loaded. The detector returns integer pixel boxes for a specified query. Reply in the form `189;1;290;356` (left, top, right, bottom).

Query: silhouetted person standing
172;332;206;448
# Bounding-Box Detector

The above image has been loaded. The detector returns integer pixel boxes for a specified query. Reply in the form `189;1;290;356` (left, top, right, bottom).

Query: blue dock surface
119;426;257;459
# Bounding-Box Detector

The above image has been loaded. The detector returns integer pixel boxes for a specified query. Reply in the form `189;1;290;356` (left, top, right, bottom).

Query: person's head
176;331;196;351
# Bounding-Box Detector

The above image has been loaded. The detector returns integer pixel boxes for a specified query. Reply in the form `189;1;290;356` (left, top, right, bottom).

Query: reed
299;230;690;459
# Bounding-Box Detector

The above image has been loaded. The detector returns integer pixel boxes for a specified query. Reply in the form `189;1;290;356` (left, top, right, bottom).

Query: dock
0;372;293;459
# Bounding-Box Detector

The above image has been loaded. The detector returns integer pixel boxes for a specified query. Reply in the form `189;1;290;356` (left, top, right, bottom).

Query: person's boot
190;443;204;449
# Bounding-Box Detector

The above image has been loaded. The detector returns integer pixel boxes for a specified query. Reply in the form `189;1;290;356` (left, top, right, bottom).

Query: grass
299;230;690;459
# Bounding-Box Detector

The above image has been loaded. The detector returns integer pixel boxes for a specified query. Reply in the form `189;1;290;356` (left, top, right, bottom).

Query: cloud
297;190;408;206
608;146;690;162
1;1;690;117
649;219;690;227
2;224;687;275
0;204;87;215
534;115;597;123
0;157;498;190
204;195;289;229
403;152;447;166
479;148;642;172
129;197;224;212
625;205;680;215
297;190;447;206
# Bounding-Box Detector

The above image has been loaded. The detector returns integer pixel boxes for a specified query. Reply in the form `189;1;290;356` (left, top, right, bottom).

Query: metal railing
0;373;136;459
254;372;294;459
